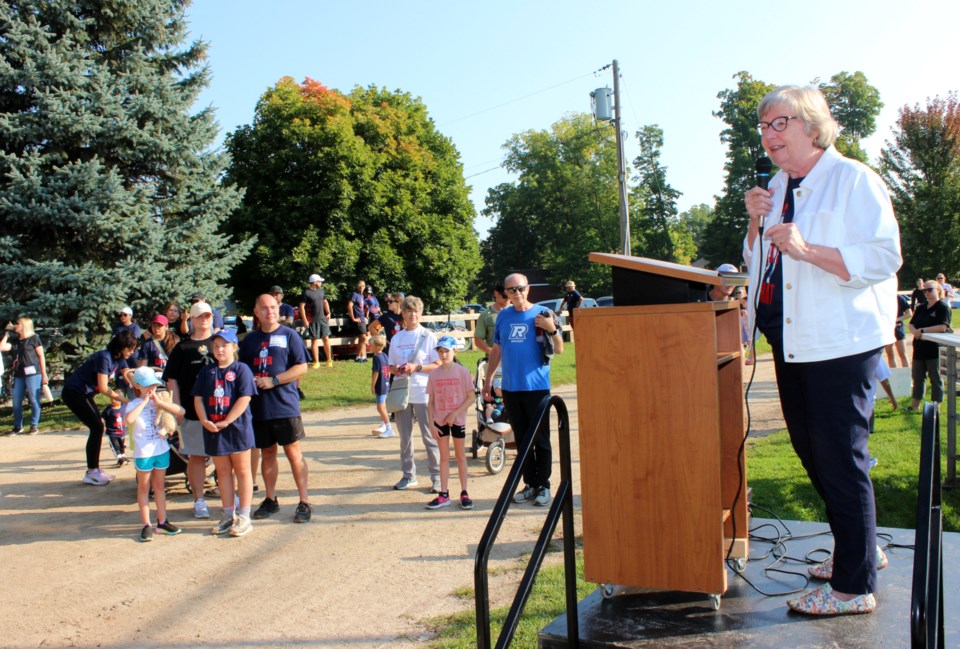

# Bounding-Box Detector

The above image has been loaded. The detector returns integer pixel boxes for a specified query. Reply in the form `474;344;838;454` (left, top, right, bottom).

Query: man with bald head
483;273;563;507
238;293;312;523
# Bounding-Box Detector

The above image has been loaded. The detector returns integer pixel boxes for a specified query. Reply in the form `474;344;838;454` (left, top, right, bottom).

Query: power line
439;71;594;127
465;165;504;180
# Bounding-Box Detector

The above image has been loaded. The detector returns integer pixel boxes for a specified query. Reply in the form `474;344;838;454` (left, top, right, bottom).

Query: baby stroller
470;360;515;474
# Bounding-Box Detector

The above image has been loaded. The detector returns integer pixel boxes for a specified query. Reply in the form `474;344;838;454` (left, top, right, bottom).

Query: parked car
535;298;597;327
460;303;485;314
595;296;614;307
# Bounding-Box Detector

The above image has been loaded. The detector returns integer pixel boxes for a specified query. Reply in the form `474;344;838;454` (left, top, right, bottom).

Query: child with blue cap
125;366;186;542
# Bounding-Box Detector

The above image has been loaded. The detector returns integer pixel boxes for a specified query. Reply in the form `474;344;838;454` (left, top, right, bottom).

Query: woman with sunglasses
908;280;951;409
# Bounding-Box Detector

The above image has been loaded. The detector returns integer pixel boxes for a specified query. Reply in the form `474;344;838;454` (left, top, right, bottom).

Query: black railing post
474;395;579;649
910;402;945;649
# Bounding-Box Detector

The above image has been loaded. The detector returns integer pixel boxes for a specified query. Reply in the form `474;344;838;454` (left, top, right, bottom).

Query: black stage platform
539;519;957;648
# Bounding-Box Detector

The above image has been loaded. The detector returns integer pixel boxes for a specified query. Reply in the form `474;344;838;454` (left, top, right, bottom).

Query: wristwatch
272;376;280;387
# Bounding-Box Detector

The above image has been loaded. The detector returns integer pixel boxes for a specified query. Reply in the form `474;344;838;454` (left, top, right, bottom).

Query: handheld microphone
755;156;772;190
755;156;773;234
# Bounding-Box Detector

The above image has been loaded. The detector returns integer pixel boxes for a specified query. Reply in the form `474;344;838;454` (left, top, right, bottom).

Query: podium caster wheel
733;558;746;573
708;594;721;610
600;584;617;599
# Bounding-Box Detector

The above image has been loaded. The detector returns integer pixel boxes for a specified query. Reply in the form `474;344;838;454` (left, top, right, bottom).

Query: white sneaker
378;428;395;438
513;485;537;503
373;423;387;435
194;499;210;519
229;514;253;537
82;468;112;486
534;486;552;507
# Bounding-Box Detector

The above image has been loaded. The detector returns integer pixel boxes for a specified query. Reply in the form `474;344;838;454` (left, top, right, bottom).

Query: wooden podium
574;253;749;603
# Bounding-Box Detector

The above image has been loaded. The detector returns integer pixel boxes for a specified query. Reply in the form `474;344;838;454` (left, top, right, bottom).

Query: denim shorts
135;450;171;472
376;394;387;405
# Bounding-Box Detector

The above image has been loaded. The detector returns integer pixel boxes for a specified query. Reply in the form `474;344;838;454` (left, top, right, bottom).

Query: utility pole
612;60;630;256
591;60;630;256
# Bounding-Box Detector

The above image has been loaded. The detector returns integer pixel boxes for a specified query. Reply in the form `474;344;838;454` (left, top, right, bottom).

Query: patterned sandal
808;546;889;580
787;583;876;615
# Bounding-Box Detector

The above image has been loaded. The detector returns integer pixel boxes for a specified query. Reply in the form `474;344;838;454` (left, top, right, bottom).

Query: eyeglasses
757;116;799;134
924;287;938;293
504;285;527;294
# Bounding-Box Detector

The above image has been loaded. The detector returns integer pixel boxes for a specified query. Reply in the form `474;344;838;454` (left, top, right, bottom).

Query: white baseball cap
308;274;324;283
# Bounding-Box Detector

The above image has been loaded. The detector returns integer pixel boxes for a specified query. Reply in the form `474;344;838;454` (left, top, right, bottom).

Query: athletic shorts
135;450;171;472
434;422;466;439
254;416;306;448
376;394;387;405
308;320;331;339
179;419;208;457
348;319;368;336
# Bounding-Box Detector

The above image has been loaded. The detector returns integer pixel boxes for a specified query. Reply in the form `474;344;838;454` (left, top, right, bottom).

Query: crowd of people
0;270;574;540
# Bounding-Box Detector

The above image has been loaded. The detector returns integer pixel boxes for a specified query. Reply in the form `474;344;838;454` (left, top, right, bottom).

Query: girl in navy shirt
193;330;257;537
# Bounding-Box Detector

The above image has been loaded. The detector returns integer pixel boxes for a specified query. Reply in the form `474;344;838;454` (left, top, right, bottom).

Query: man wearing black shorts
300;274;332;368
239;293;312;523
347;279;369;363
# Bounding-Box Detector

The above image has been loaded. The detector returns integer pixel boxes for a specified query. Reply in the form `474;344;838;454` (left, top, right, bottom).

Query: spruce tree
0;0;252;365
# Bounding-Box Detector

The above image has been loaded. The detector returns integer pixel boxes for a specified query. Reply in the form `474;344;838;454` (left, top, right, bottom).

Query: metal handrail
910;402;945;648
474;394;579;649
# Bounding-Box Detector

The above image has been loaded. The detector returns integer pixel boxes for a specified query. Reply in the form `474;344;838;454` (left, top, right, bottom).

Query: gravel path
0;358;785;648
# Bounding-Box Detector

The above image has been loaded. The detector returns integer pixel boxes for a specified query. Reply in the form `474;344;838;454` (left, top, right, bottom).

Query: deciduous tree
880;94;960;285
224;79;479;311
478;113;621;296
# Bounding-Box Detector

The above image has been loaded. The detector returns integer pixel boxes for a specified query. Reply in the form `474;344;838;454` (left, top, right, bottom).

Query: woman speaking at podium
743;85;901;616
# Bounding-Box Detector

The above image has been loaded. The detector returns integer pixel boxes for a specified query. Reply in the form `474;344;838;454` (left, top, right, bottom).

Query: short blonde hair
758;85;839;149
18;317;35;338
368;334;386;351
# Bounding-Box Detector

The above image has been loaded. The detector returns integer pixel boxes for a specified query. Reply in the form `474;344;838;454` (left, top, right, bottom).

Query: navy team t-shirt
238;325;308;421
64;350;128;396
192;361;257;455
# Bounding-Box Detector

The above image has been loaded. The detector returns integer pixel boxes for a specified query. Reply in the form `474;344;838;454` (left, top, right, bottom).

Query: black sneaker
156;520;182;535
293;501;312;523
139;524;154;542
252;497;280;520
460;491;474;510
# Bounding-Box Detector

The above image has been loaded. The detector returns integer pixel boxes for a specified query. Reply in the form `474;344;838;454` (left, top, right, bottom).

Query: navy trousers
502;389;552;490
772;346;881;595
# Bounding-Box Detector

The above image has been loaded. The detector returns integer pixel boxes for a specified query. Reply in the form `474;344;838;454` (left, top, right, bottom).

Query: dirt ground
0;358;785;649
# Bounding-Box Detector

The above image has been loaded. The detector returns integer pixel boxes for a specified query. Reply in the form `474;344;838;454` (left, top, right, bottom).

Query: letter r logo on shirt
509;324;528;341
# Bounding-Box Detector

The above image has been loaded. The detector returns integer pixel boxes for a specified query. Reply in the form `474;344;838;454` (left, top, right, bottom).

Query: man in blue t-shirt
482;273;563;507
238;293;312;524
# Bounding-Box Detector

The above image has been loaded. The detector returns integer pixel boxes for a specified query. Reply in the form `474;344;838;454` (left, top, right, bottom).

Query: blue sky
185;0;959;238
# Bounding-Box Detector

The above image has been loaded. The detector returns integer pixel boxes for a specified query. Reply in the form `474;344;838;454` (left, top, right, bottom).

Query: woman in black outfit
908;279;951;409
